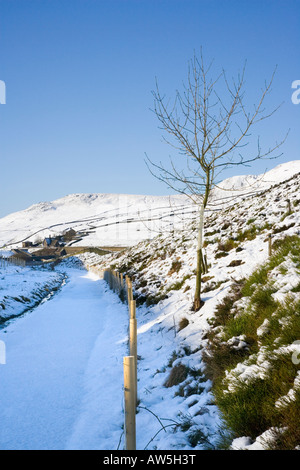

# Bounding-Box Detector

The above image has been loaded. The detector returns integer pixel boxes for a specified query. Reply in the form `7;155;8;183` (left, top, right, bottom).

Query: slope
1;160;300;250
78;165;300;449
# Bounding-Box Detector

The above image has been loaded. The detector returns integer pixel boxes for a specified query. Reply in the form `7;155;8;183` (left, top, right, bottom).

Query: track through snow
0;268;128;450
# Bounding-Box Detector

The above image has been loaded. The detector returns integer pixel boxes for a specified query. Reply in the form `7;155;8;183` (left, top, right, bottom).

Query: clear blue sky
0;0;299;217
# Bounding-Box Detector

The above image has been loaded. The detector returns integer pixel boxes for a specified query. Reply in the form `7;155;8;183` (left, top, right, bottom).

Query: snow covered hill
1;160;300;249
77;162;300;450
0;193;192;248
209;160;300;208
0;159;300;450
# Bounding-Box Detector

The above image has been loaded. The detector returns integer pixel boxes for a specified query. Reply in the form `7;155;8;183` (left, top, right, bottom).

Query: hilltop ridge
1;160;300;249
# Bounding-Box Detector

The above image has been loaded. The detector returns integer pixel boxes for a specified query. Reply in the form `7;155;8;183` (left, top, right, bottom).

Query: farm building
22;241;33;248
43;237;63;248
9;249;40;266
62;229;76;241
32;247;67;261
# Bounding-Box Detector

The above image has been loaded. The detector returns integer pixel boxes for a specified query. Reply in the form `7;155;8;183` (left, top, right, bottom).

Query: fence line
103;269;137;450
0;256;26;268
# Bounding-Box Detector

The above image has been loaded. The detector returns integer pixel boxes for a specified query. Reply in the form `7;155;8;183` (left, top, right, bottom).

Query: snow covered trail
0;268;128;450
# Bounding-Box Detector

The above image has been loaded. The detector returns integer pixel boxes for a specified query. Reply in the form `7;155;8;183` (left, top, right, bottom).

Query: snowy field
1;161;300;249
0;268;129;450
0;263;65;323
0;261;222;450
0;160;299;451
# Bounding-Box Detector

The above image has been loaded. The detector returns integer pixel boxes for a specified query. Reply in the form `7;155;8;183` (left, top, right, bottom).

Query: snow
1;160;299;249
275;371;300;410
230;428;285;450
0;268;128;450
211;160;300;207
0;264;65;322
0;193;193;248
0;159;299;450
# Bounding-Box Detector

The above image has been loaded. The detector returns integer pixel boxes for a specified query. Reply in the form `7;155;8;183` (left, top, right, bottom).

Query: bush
167;259;182;275
236;225;257;242
178;317;189;331
217;239;237;252
204;235;300;448
164;363;188;388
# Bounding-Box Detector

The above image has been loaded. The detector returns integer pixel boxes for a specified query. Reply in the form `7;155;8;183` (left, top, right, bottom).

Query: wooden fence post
123;356;136;450
127;281;133;305
268;234;272;256
129;317;137;406
129;299;136;319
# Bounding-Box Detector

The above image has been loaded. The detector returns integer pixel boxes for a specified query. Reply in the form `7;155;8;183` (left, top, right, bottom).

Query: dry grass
164;363;188;388
178;317;189;331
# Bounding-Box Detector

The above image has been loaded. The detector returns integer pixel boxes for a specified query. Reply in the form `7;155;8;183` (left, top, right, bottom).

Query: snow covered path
0;268;128;450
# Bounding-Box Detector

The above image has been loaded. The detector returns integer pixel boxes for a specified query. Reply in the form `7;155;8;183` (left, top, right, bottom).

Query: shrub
168;259;182;276
227;259;243;267
145;292;167;306
236;225;257;242
178;317;189;331
217;239;237;252
204;234;300;449
164;363;188;388
166;274;191;292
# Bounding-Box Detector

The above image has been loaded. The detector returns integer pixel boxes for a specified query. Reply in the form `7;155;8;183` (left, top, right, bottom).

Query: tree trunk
193;202;205;311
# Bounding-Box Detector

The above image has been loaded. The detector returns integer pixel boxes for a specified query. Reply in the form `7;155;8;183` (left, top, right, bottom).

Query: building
31;247;67;261
9;249;39;266
22;241;33;248
43;237;61;248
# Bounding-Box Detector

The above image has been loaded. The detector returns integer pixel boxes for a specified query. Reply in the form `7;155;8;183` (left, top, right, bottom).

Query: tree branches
147;50;288;205
146;49;287;311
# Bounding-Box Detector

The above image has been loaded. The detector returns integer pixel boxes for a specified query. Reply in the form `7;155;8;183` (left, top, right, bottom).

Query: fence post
129;299;136;319
129;317;137;406
127;281;133;305
116;271;121;291
123;356;136;450
268;234;272;256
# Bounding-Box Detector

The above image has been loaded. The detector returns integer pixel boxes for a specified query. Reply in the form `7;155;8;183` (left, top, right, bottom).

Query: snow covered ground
0;261;222;450
0;159;299;450
1;160;300;249
0;263;65;323
0;193;193;248
0;267;129;450
79;160;300;450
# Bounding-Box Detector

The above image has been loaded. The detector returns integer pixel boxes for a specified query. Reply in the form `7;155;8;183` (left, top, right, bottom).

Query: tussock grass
178;317;189;331
217;239;237;252
164;363;189;388
204;235;300;449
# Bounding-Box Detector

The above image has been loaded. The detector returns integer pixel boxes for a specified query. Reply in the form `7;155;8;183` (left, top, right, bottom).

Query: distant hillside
1;160;300;249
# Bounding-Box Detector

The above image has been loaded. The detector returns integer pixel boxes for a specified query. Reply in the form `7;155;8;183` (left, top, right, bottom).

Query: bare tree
146;50;287;311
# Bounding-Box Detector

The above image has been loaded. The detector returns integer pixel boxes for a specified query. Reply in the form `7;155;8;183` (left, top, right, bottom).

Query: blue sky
0;0;299;217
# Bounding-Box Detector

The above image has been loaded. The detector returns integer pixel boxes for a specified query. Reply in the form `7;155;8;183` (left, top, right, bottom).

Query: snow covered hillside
78;162;300;450
1;160;300;249
0;193;193;248
0;159;299;450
